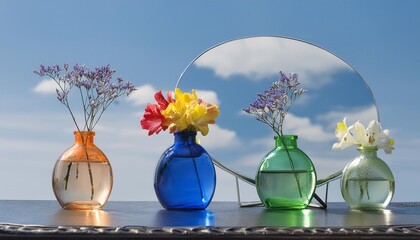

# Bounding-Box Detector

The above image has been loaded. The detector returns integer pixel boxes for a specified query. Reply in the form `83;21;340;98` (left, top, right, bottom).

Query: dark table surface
1;200;420;239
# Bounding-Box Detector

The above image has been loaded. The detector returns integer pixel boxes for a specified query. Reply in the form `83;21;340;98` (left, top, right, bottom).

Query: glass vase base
164;205;207;211
264;198;308;209
62;201;103;210
342;178;394;210
349;204;388;210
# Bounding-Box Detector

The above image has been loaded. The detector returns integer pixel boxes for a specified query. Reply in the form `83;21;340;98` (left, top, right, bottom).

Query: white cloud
246;113;333;149
242;105;378;148
195;89;221;105
33;79;57;94
127;85;222;107
240;151;268;167
283;114;334;142
241;105;378;146
127;84;160;106
194;37;349;88
200;124;240;150
316;104;379;129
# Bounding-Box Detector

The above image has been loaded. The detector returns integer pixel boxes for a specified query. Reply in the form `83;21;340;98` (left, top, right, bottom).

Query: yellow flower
161;88;219;136
187;101;220;136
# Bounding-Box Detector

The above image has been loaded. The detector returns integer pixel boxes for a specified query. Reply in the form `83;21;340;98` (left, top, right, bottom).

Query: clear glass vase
341;146;395;210
154;131;216;210
52;131;113;210
256;135;316;209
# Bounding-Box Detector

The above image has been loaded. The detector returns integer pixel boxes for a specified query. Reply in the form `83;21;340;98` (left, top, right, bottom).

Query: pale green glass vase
256;135;317;209
341;146;395;210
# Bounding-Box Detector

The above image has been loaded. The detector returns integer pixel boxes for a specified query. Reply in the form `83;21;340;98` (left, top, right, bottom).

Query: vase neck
275;135;298;149
174;131;197;143
357;146;378;158
74;131;95;146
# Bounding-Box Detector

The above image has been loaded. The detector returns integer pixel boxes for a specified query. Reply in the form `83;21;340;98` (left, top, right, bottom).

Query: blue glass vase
154;131;216;210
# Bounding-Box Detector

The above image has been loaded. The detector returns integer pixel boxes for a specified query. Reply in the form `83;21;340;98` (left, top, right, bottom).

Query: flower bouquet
243;71;316;209
141;88;220;210
34;64;135;210
332;118;395;209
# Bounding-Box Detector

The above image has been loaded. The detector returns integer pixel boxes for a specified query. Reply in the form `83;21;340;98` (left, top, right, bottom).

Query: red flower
140;90;173;135
154;90;172;110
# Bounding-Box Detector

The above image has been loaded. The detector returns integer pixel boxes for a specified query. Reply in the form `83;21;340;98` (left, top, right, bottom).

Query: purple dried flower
34;63;137;131
243;71;306;136
56;89;67;104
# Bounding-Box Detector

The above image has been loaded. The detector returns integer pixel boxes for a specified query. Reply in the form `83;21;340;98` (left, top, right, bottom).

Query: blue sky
0;0;419;204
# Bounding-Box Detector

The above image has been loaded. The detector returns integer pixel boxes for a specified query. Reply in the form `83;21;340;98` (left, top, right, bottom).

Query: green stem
279;135;303;198
87;161;95;200
79;132;95;200
64;162;72;190
63;131;95;200
79;87;89;130
76;163;79;179
188;142;204;200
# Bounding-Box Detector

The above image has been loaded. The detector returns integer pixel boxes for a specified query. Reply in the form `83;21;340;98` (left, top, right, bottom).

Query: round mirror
176;36;378;182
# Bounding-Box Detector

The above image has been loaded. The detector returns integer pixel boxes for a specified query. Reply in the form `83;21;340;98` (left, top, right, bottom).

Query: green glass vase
256;135;316;209
341;146;395;210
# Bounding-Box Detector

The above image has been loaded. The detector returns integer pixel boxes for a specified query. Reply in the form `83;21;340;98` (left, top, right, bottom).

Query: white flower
376;129;395;154
332;117;356;151
352;121;370;146
332;118;395;154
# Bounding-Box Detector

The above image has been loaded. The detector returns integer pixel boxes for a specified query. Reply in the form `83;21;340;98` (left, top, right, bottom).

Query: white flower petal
376;131;394;154
332;132;356;151
332;142;342;151
335;118;348;139
366;120;381;136
383;145;394;154
365;120;381;145
352;121;369;146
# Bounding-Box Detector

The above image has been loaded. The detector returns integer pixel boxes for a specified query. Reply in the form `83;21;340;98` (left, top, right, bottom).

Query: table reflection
344;209;393;226
258;209;313;227
52;209;111;226
154;209;214;227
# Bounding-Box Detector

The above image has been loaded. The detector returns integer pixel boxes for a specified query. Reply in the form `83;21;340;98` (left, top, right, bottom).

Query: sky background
0;0;419;205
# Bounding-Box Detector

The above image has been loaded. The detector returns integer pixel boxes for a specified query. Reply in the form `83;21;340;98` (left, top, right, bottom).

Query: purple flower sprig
243;71;306;136
34;64;136;131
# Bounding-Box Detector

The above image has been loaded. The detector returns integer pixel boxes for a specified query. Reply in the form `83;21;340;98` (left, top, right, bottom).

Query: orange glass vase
52;131;113;210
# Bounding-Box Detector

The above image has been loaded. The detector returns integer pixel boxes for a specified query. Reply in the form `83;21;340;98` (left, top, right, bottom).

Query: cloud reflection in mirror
177;36;379;194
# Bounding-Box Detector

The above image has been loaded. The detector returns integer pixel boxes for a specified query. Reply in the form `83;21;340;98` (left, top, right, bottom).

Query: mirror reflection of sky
178;37;378;178
1;0;419;204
